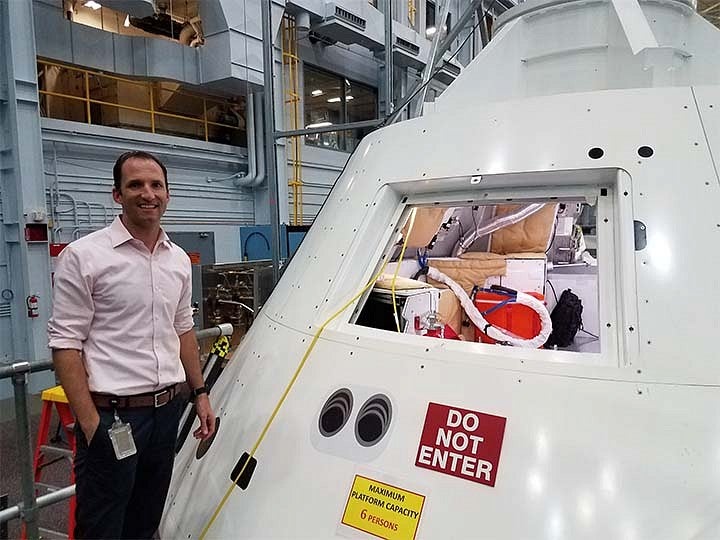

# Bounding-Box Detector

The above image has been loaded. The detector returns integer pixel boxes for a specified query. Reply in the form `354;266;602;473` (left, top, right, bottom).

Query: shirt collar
110;216;171;249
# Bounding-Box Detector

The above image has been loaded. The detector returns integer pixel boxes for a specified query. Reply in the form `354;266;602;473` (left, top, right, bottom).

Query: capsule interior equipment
355;201;600;352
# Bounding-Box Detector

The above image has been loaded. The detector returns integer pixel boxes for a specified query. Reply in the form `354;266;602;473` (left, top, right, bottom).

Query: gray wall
42;119;252;260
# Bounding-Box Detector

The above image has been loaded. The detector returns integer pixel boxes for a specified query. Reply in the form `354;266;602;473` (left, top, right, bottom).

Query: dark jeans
74;396;183;539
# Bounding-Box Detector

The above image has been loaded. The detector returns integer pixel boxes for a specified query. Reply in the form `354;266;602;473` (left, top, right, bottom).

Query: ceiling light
123;14;130;27
84;1;102;10
426;26;436;37
306;121;332;129
327;97;341;103
311;89;323;97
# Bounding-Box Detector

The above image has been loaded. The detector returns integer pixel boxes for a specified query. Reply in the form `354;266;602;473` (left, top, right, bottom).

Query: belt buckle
154;389;169;408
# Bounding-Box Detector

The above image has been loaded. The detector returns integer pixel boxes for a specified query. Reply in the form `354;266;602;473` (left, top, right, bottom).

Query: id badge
108;413;137;460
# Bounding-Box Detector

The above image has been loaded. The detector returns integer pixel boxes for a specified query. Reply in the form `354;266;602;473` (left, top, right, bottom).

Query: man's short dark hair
113;151;168;192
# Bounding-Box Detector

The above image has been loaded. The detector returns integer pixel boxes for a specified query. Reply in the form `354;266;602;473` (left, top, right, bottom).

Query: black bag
545;289;583;348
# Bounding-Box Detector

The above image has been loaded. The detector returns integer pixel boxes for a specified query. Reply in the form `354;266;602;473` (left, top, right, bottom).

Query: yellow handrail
408;0;417;26
37;58;243;143
84;71;91;124
39;58;230;107
149;83;155;133
282;15;303;226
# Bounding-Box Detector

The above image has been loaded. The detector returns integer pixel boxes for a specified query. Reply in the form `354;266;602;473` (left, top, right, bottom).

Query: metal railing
282;14;304;226
0;359;54;540
37;59;243;144
0;325;234;540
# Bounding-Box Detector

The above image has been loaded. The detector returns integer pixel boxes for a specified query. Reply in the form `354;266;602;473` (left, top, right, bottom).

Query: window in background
303;64;378;152
37;59;246;146
69;0;203;48
425;1;451;39
426;1;436;38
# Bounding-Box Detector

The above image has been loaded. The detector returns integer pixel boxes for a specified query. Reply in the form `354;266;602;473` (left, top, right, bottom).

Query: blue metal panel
241;225;282;260
240;225;308;261
0;0;55;397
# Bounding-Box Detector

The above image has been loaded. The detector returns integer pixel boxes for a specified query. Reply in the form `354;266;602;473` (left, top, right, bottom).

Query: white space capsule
163;1;720;538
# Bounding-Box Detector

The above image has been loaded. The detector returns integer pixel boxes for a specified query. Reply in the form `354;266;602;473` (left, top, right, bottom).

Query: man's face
112;158;169;229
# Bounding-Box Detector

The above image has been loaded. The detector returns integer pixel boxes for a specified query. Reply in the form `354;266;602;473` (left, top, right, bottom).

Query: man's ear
112;188;122;205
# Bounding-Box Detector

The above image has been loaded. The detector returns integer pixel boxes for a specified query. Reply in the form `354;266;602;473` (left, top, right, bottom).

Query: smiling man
48;151;215;539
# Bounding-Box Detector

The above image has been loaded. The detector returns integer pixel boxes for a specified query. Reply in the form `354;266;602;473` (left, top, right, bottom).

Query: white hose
453;203;547;257
427;267;552;348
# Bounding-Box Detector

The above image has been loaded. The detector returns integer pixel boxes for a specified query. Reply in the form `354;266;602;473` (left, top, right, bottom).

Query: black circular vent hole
355;395;392;447
358;414;383;443
318;389;353;437
638;146;654;158
321;405;345;434
588;147;604;160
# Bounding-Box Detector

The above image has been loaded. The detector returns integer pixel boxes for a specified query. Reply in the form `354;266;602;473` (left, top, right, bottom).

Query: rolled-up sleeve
173;254;194;335
48;247;94;350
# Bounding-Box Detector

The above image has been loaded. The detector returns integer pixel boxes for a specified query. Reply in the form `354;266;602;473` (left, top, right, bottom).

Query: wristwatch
190;385;208;401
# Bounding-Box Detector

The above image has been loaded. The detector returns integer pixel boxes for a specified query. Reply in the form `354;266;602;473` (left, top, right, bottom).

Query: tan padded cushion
402;207;447;249
490;204;557;254
375;274;432;290
438;289;463;336
428;254;507;293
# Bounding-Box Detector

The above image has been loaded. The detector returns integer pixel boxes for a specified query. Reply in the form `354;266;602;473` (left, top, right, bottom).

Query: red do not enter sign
415;402;507;487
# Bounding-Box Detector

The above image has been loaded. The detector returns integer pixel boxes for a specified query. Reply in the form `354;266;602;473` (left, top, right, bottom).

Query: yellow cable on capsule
199;209;418;539
391;208;418;332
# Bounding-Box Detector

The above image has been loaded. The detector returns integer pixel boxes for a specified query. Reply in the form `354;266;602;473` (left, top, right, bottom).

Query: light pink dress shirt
48;217;194;395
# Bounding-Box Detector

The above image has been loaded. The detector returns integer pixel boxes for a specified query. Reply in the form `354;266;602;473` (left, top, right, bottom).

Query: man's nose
140;184;155;198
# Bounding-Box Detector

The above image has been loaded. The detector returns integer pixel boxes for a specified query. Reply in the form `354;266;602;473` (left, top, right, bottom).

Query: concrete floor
1;395;71;539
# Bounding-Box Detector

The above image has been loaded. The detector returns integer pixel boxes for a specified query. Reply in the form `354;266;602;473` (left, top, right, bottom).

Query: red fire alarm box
25;224;48;242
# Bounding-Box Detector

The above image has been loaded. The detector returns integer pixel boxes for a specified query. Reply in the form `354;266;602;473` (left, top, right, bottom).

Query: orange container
474;291;545;344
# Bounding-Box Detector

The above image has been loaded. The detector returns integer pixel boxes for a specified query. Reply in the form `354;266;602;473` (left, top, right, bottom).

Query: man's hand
193;394;215;440
53;349;101;445
80;411;101;443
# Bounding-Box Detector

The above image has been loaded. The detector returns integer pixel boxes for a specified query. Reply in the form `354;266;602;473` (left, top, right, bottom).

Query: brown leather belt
91;383;182;409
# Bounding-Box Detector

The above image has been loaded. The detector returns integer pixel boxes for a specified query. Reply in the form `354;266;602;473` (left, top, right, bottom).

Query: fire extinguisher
26;295;39;318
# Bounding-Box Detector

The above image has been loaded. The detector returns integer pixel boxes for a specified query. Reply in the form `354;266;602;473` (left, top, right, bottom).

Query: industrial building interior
1;0;720;537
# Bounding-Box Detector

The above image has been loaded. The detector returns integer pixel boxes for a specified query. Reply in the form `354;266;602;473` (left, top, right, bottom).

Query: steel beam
0;0;52;367
274;119;383;139
478;2;490;48
436;0;484;63
413;0;452;117
261;1;282;285
384;0;394;114
12;371;38;539
610;0;659;55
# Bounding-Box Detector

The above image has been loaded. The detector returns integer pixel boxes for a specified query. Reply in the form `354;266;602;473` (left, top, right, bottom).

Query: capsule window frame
343;168;639;369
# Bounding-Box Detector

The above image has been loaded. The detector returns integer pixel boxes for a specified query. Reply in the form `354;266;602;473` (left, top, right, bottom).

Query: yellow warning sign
210;335;231;357
341;475;425;540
